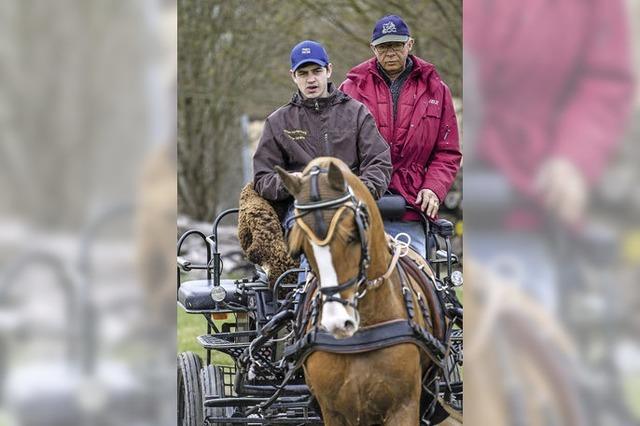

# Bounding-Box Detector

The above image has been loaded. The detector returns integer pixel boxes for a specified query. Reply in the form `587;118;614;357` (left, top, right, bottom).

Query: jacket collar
376;56;414;85
346;55;436;85
290;82;347;108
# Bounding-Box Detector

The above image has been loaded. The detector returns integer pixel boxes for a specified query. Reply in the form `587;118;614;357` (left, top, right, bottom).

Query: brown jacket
253;84;392;201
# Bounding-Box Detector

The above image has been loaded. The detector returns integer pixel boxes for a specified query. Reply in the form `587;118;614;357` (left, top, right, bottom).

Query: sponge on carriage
237;183;297;286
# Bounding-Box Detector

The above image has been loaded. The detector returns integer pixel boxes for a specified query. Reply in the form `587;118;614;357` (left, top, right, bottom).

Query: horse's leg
438;416;462;426
312;395;348;426
383;399;421;426
321;411;349;426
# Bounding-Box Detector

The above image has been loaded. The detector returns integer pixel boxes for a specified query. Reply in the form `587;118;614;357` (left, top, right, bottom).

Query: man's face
371;39;414;75
290;63;333;99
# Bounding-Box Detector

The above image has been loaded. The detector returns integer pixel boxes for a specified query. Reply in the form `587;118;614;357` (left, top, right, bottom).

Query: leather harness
286;165;449;369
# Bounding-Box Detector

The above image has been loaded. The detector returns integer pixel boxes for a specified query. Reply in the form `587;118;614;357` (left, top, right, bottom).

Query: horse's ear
327;162;345;192
275;166;302;196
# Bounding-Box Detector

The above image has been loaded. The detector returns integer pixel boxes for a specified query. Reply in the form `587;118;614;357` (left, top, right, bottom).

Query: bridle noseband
292;166;371;309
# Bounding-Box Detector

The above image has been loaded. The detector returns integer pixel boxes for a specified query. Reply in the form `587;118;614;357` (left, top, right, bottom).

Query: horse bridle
292;166;372;309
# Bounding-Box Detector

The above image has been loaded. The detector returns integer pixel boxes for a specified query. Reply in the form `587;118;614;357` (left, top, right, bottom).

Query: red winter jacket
464;0;633;197
340;55;461;220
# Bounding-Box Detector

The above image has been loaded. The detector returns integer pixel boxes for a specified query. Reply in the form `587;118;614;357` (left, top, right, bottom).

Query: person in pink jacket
340;15;461;253
464;0;633;227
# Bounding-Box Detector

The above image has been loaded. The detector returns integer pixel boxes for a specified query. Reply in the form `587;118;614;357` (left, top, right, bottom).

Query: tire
201;365;234;425
178;351;204;426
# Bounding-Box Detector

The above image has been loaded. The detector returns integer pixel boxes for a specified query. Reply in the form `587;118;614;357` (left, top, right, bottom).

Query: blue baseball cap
371;15;410;46
290;40;329;72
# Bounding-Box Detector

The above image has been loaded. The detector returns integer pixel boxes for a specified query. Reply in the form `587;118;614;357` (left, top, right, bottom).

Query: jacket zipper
318;99;326;154
443;126;451;141
371;72;396;142
388;88;396;142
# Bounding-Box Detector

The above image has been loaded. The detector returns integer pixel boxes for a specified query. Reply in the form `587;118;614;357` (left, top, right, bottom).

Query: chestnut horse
276;157;446;425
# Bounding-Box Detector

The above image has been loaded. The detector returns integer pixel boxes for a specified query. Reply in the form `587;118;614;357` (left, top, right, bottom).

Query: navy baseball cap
290;40;329;72
371;15;410;46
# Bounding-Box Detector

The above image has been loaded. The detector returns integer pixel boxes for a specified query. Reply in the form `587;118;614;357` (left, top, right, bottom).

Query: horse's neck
365;224;392;280
358;269;407;327
357;221;407;325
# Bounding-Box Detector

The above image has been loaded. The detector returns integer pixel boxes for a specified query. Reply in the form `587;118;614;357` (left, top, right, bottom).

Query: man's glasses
374;42;407;54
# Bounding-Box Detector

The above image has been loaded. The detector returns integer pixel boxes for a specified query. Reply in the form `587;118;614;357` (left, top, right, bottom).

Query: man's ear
276;166;302;195
290;69;297;84
326;63;333;79
327;161;345;192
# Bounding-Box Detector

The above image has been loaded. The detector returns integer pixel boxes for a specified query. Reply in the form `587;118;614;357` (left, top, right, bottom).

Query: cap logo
382;21;397;34
301;47;311;54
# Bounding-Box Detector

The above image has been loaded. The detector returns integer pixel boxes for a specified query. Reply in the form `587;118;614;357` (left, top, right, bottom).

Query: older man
341;15;461;254
253;40;392;211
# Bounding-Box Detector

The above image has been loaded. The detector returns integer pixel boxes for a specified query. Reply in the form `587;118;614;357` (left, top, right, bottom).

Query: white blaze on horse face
310;242;359;338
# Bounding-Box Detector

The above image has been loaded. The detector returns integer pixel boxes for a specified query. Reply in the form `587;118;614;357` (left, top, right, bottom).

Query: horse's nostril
344;320;355;331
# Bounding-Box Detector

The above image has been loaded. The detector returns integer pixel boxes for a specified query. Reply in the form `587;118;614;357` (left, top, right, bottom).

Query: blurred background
465;0;640;424
0;0;176;425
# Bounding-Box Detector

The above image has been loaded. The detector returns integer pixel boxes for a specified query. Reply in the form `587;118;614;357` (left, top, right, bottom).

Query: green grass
624;374;640;420
177;307;234;366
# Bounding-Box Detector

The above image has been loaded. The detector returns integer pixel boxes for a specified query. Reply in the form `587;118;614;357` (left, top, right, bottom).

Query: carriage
177;168;463;425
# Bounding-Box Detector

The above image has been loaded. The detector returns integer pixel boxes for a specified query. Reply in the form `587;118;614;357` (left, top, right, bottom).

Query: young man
340;15;462;254
253;40;391;209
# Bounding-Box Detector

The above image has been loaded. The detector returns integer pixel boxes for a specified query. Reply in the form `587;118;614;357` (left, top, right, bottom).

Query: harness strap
322;294;357;308
309;167;328;238
294;205;349;246
294;193;352;210
319;276;360;297
286;318;446;369
397;263;448;364
399;256;446;342
365;238;409;289
286;319;422;356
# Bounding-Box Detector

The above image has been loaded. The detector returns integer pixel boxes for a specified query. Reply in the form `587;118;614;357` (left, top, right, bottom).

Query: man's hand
416;189;440;218
534;157;587;226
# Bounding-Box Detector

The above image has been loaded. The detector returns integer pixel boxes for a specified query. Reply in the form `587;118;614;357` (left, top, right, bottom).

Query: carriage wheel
503;313;587;426
178;351;204;426
425;327;463;425
201;365;234;425
444;328;463;413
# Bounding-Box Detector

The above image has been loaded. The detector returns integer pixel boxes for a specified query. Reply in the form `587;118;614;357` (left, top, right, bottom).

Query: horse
276;157;448;425
465;259;585;426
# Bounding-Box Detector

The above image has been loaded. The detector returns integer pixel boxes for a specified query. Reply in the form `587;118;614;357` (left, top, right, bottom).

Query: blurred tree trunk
178;0;303;220
0;0;150;228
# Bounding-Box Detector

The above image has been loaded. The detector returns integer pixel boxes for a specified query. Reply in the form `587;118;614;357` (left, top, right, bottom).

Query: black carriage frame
177;201;462;425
